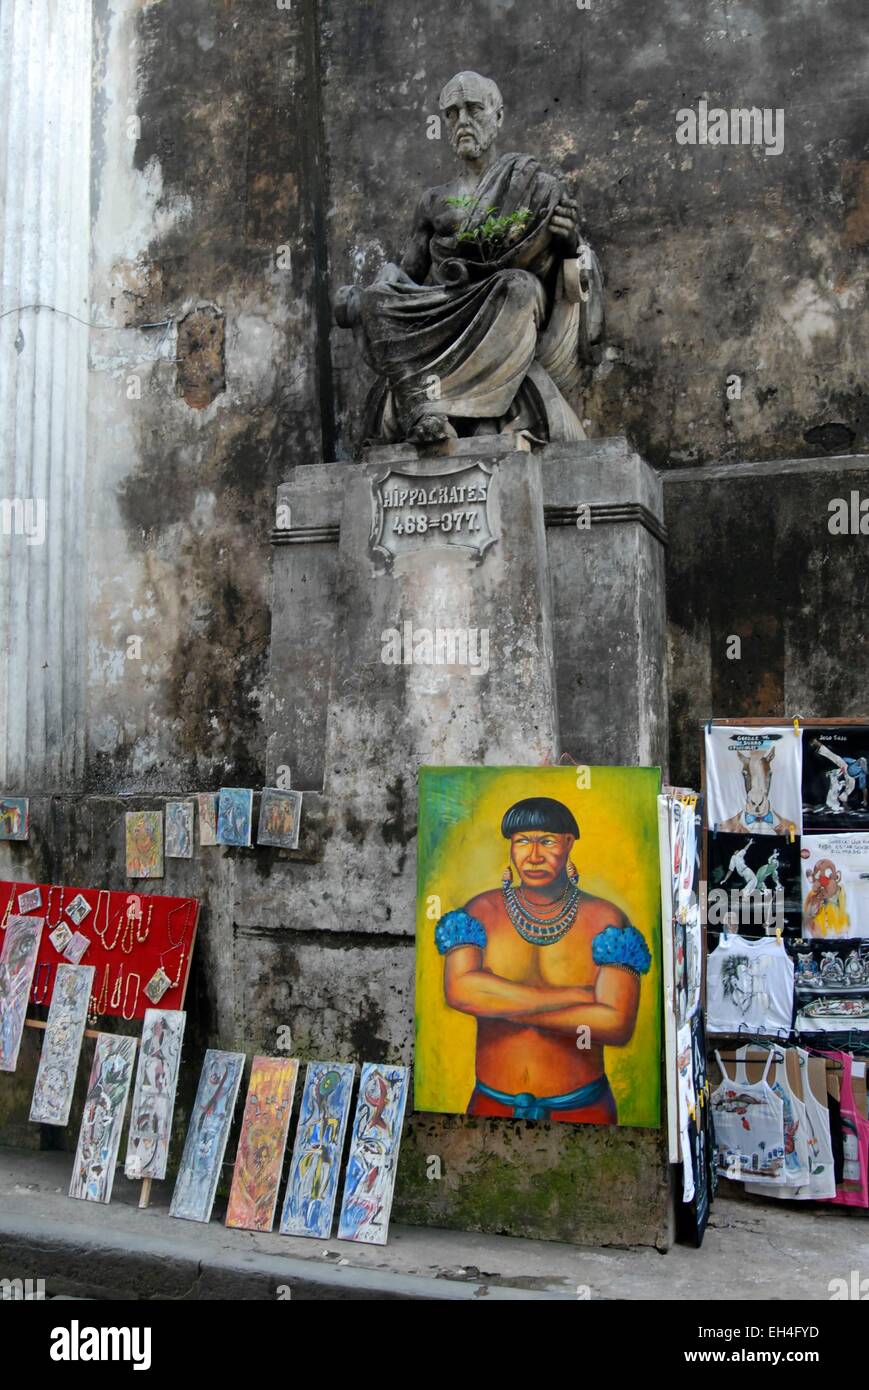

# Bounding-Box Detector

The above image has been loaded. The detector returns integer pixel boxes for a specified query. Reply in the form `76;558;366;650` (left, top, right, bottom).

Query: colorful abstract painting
198;794;219;846
257;789;302;849
0;915;43;1072
30;964;94;1125
216;789;253;848
169;1050;245;1223
280;1062;355;1238
0;796;29;840
125;811;164;878
337;1062;408;1245
165;801;194;859
415;766;662;1127
124;1009;186;1181
69;1034;137;1203
226;1056;298;1232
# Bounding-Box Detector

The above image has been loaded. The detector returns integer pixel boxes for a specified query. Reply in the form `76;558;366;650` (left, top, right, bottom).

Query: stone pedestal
542;436;668;767
247;435;671;1246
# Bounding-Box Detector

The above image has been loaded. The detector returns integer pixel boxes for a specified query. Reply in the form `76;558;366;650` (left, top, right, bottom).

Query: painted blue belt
475;1074;608;1120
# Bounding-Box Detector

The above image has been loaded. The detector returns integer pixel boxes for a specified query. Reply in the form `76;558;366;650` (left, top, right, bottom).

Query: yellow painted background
415;766;662;1127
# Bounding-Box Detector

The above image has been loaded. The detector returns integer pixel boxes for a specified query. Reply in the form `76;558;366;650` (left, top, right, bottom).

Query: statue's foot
407;412;458;445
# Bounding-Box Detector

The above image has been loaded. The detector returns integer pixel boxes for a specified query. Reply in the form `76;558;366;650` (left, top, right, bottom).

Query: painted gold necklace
502;870;581;946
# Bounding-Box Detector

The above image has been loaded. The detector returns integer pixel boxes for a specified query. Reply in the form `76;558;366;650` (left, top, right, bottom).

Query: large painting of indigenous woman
416;766;662;1127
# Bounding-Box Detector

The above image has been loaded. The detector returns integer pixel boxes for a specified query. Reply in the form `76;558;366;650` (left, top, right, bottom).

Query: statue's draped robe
356;153;598;440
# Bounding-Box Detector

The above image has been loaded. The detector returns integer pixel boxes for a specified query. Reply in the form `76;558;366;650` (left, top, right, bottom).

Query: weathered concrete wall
84;0;332;792
665;455;869;789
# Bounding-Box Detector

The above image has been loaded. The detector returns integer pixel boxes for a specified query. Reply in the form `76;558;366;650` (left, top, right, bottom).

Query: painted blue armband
435;909;487;956
592;924;652;975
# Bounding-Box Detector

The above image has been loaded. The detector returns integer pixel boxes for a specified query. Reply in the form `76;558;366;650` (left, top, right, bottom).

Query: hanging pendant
144;966;172;1004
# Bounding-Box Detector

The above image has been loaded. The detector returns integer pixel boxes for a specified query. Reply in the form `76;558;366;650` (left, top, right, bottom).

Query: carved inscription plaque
370;461;496;566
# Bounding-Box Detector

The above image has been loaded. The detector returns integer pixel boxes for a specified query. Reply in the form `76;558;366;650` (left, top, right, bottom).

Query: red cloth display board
0;880;198;1023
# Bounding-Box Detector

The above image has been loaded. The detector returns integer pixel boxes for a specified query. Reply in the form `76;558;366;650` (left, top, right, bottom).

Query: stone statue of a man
336;71;603;448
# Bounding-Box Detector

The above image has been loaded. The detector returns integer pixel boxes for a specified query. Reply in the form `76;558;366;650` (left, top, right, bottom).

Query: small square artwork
49;923;73;954
66;893;92;926
125;811;164;878
165;801;194;859
217;789;253;848
0;797;29;841
18;887;42;913
198;794;218;846
63;932;91;965
257;788;302;850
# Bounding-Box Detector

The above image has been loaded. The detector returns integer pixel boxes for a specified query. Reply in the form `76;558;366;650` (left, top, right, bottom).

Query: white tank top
711;1049;787;1184
706;933;794;1038
738;1047;810;1194
792;1048;837;1199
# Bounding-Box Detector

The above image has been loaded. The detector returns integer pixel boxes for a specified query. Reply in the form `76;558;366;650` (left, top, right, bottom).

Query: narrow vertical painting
337;1062;409;1245
0;915;44;1072
280;1061;355;1239
69;1034;137;1203
124;1010;187;1181
198;794;219;846
226;1056;298;1232
415;766;662;1127
165;801;194;859
30;964;95;1125
125;811;164;878
169;1050;245;1223
216;789;253;848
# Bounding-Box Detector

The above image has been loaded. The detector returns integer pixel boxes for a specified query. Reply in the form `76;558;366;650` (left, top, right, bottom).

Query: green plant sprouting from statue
446;196;533;259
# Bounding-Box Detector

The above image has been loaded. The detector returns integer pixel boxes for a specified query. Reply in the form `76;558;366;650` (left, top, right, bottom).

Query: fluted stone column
0;0;91;790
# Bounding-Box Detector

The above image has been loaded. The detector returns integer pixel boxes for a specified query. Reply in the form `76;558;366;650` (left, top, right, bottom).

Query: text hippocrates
379;483;488;508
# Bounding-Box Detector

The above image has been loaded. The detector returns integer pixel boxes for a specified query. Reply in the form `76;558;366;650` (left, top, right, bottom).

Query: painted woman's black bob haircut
500;797;579;840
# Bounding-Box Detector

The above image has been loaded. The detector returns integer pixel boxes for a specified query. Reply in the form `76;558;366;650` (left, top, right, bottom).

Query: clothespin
793;716;800;738
788;822;796;844
713;822;719;839
775;925;783;944
705;720;713;735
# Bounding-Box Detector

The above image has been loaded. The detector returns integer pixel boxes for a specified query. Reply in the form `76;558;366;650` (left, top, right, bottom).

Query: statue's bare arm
399;192;435;284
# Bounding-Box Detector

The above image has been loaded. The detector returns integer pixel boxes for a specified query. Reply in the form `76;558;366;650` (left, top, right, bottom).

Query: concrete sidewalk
0;1148;866;1300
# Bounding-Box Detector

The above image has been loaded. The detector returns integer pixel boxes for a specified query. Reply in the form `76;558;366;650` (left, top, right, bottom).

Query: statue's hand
334;285;361;329
550;197;580;255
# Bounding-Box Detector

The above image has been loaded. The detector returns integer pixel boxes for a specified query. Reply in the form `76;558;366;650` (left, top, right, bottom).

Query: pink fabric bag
818;1050;869;1208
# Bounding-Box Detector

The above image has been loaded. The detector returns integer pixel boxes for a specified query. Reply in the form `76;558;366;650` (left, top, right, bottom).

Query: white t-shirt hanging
706;933;794;1038
705;725;802;836
801;833;869;938
711;1049;786;1185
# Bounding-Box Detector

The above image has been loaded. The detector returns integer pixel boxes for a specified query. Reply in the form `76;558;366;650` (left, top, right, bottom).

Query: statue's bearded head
439;71;503;161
